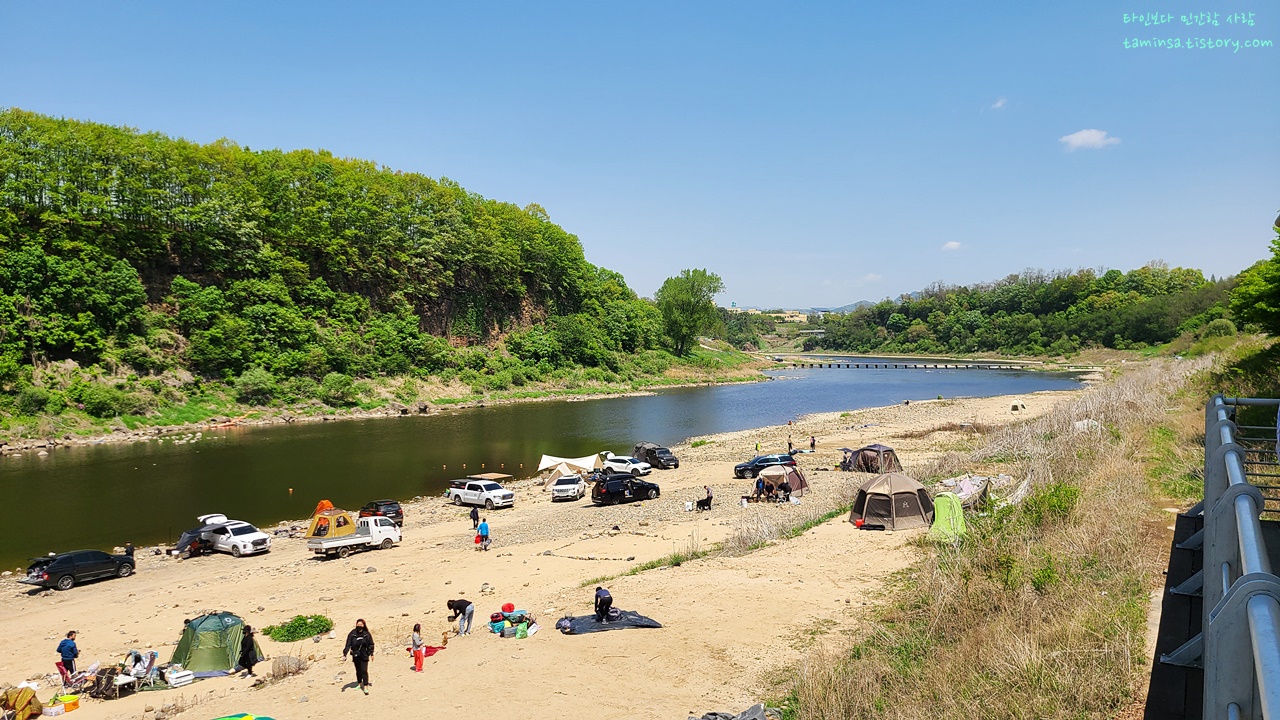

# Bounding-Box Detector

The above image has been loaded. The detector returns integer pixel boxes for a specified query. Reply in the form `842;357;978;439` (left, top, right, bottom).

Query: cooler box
166;669;194;688
41;705;65;717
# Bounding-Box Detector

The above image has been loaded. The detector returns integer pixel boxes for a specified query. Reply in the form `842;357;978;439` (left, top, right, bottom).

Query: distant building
768;311;808;323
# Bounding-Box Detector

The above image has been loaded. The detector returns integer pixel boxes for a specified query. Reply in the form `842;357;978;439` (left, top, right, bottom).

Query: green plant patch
262;614;334;643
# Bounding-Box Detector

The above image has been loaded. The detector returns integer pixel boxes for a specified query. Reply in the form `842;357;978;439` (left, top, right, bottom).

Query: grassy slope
769;358;1211;720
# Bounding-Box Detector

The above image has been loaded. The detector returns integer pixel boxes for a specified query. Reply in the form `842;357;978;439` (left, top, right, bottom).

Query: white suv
550;474;587;501
601;452;652;476
197;514;272;557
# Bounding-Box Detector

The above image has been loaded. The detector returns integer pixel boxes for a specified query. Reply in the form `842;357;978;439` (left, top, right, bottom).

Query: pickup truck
307;516;401;559
601;452;652;476
448;473;515;509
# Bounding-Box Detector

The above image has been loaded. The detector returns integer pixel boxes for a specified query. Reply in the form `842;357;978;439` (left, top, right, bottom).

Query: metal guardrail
1161;395;1280;719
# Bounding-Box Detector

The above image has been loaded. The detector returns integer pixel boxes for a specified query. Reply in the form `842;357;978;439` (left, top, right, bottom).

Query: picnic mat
557;610;662;635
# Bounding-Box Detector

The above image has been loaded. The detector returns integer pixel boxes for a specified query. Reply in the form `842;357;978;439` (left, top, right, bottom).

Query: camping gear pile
487;603;539;638
0;686;41;720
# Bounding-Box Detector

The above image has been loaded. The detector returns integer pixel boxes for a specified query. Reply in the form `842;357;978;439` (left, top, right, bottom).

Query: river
0;365;1080;568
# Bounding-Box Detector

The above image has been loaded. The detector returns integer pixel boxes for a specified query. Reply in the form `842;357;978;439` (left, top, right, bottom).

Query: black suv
591;473;661;505
359;499;404;526
19;550;135;591
637;446;679;469
734;453;797;479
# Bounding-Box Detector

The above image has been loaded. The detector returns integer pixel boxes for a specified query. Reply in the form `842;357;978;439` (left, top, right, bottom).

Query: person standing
594;586;613;622
343;619;375;695
755;441;760;452
56;631;79;674
704;485;713;502
477;518;490;551
787;435;793;453
469;506;479;530
240;626;258;677
809;436;816;451
755;476;765;501
410;623;425;673
124;542;134;559
447;598;474;636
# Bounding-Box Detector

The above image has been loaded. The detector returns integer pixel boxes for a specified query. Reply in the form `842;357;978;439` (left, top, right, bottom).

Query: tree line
0;108;726;417
806;264;1234;356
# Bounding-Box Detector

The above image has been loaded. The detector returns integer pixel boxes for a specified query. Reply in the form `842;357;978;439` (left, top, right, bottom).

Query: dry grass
892;421;995;440
782;358;1214;720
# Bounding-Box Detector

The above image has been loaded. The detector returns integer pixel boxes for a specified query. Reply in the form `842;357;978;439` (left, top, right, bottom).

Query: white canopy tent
537;454;603;474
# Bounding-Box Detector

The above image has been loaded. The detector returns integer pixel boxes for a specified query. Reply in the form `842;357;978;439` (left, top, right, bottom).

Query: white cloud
991;97;1007;110
862;273;882;282
1058;128;1120;151
942;241;962;251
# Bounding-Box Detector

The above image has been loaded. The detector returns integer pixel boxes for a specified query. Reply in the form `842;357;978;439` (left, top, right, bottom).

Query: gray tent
849;472;933;530
841;444;903;473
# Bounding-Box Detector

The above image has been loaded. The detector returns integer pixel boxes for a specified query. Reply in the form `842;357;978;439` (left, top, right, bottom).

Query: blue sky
1;1;1276;308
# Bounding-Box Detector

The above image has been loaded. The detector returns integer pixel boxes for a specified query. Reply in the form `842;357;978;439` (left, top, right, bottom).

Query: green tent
171;612;261;674
928;492;968;542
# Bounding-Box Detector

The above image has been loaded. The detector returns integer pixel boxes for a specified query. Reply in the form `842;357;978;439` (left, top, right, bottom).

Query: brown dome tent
849;472;934;530
840;444;903;473
758;464;809;497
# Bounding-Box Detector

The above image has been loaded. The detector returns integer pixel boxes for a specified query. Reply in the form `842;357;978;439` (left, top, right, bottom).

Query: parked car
733;454;797;479
359;499;404;526
591;473;661;505
308;516;401;559
196;514;272;557
550;474;587;501
632;442;679;469
644;447;680;469
19;550;135;591
449;474;516;509
601;452;652;476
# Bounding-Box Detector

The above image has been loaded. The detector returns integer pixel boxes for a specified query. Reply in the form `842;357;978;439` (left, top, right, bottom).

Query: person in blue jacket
57;630;79;674
477;518;490;551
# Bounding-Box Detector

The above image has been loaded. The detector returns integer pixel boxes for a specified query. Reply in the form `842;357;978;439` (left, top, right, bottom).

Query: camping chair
55;662;91;692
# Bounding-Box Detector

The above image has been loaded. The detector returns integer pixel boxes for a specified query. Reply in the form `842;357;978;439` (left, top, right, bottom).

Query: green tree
654;269;724;356
1231;242;1280;334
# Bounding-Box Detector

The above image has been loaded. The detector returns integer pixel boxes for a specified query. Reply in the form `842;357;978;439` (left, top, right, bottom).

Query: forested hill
807;265;1235;356
0;108;663;387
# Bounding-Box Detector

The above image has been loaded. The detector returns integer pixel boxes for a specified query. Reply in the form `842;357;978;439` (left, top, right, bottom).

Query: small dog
695;496;712;511
441;631;449;647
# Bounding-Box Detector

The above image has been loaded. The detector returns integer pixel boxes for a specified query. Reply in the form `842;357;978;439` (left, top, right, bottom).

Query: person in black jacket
447;598;474;636
469;506;479;530
239;626;258;677
343;619;375;694
594;586;613;622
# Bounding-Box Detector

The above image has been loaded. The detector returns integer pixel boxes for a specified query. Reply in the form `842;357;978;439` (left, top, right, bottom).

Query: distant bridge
784;361;1028;370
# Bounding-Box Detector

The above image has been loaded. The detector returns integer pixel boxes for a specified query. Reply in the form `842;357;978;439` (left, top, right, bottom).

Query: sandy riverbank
0;388;1079;720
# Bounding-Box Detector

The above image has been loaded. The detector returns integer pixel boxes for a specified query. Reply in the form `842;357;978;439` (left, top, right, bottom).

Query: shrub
69;382;150;418
1021;481;1081;528
319;372;356;406
1201;318;1237;338
15;386;50;416
234;367;277;404
278;376;319;404
262;614;334;643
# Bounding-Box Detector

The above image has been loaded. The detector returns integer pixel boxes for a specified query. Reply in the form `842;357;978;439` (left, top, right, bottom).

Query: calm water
0;366;1079;567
